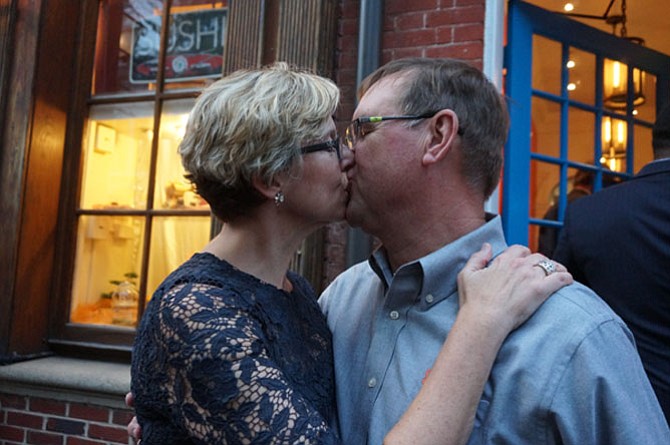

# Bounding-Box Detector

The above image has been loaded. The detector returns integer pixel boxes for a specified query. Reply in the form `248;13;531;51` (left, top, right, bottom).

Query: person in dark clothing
537;168;594;257
554;104;670;425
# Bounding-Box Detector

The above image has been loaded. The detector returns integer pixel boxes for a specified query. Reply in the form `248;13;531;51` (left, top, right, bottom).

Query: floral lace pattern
131;253;339;444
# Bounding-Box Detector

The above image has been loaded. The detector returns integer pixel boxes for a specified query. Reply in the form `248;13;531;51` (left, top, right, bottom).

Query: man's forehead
355;74;406;117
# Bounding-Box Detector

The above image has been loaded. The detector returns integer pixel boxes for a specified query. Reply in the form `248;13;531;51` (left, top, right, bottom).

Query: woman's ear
251;174;281;201
422;109;460;165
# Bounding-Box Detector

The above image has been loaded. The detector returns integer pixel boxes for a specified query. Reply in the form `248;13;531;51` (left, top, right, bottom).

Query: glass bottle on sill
112;281;139;326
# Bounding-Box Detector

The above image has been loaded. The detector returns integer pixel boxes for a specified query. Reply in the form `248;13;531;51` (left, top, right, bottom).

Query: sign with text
130;8;227;83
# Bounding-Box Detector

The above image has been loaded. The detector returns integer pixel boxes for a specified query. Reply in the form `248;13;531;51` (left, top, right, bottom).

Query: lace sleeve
157;282;339;445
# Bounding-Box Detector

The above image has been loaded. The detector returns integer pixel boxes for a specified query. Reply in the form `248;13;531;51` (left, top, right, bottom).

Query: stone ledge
0;356;130;408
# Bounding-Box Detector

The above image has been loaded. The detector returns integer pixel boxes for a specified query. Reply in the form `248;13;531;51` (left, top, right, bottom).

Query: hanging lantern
603;38;646;109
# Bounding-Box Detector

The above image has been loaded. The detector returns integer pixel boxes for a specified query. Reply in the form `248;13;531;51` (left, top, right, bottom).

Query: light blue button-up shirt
319;216;670;444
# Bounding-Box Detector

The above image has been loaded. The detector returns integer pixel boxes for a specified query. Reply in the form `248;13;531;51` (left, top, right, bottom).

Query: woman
130;63;571;444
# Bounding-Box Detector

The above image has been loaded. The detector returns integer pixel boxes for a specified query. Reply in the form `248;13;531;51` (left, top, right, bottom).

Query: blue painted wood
503;0;670;246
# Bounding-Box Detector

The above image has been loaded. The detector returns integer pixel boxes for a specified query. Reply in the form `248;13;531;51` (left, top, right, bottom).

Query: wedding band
534;259;556;276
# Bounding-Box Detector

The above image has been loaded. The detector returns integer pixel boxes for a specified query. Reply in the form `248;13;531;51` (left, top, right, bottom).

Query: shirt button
368;378;377;388
389;310;399;320
426;294;434;303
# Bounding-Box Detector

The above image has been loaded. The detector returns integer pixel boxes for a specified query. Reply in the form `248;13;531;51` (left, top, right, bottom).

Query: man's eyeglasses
301;137;341;160
343;111;463;149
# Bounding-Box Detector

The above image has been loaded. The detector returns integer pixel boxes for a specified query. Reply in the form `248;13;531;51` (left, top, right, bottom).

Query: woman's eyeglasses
301;137;341;160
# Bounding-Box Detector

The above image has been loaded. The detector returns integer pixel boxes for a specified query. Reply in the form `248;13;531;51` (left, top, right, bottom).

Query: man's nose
339;141;355;172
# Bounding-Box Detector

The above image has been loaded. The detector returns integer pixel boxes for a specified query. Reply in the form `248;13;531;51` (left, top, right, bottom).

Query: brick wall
0;393;132;445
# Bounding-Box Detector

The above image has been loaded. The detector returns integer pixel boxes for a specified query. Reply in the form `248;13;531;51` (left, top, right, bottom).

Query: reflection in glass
70;215;145;327
601;117;627;172
603;57;645;110
93;1;165;95
164;1;229;91
92;1;228;96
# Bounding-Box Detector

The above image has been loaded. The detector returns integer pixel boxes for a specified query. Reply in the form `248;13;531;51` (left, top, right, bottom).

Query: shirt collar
369;215;508;304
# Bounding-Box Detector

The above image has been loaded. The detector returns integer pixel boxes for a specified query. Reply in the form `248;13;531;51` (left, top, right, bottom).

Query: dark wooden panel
0;0;41;358
8;0;81;355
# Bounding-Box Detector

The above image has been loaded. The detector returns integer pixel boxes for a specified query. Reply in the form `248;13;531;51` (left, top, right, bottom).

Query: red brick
66;438;107;445
453;23;484;42
0;425;25;442
455;0;483;6
46;417;85;435
394;12;426;31
6;411;44;429
436;26;455;44
29;398;67;415
69;404;109;423
426;6;485;27
0;393;27;410
387;0;440;14
425;41;483;59
383;28;436;48
87;424;129;443
110;409;133;426
27;430;63;445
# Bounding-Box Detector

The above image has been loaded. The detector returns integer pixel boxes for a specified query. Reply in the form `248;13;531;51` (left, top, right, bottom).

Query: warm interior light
601;116;627;172
566;60;576;69
567;82;577;91
564;3;575;12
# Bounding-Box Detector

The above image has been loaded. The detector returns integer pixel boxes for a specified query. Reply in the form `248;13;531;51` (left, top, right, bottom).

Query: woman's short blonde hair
179;62;340;221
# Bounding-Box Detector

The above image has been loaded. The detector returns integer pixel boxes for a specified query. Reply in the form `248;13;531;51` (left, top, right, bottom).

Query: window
68;0;227;330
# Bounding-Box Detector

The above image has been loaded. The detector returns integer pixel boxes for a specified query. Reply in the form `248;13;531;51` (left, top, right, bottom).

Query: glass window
69;0;226;329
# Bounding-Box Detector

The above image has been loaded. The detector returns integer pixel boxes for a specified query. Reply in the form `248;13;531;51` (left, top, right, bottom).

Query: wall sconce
601;116;627;171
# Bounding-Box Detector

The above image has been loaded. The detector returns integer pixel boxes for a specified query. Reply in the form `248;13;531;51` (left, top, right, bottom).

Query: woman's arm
384;244;573;445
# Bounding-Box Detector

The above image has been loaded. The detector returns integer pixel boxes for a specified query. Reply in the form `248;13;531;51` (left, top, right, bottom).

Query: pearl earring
274;191;285;206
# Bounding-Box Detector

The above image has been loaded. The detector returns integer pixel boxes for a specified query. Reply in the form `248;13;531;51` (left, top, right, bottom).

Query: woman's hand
125;392;142;443
457;243;573;335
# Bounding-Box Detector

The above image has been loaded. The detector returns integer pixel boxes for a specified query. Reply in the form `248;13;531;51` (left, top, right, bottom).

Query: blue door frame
503;0;670;246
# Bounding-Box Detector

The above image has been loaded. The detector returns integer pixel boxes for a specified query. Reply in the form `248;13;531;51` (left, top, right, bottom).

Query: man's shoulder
521;282;629;338
319;260;377;309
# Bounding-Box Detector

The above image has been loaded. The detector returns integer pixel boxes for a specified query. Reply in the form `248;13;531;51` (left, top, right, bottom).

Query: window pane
567;47;595;105
164;1;229;91
633;123;654;174
532;35;562;96
92;0;165;96
530;160;560;221
146;216;211;299
70;215;145;327
80;103;154;210
532;97;561;158
567;107;595;162
153;98;209;211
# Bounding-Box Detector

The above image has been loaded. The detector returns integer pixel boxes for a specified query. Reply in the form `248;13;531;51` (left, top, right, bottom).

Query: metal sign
130;8;227;83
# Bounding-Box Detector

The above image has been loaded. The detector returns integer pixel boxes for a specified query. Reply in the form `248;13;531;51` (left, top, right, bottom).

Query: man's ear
422;109;460;165
251;174;281;201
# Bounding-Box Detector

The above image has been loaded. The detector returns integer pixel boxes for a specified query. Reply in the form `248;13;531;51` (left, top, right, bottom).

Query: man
319;58;669;444
537;168;593;257
553;104;670;425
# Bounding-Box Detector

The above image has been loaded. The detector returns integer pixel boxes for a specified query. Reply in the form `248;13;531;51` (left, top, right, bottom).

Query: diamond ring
534;259;556;276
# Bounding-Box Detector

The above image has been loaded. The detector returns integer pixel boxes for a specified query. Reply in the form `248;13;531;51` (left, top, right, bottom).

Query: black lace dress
131;253;339;444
